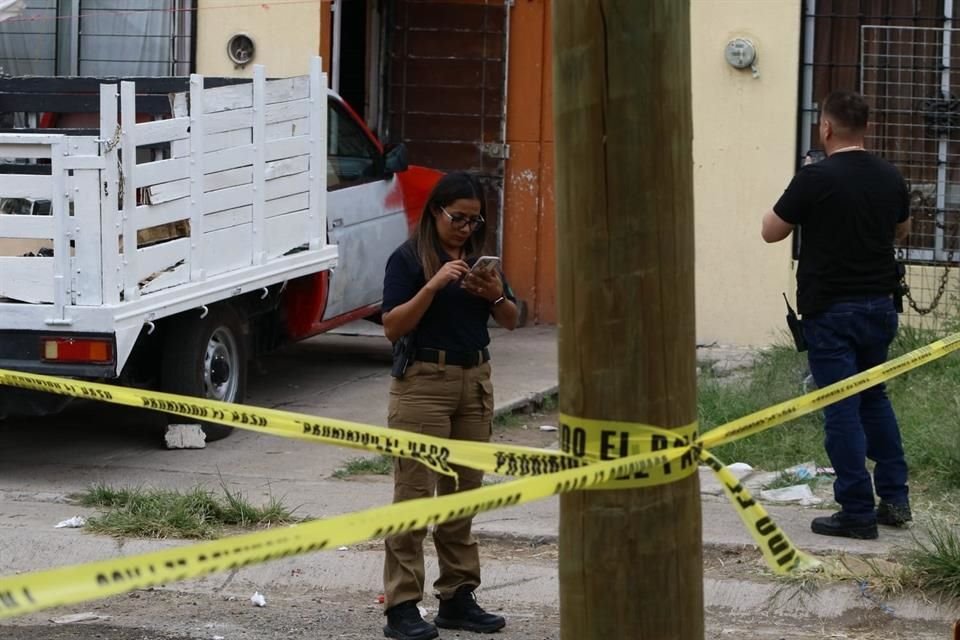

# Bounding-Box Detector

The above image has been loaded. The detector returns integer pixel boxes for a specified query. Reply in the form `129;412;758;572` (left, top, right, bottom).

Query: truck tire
161;304;248;442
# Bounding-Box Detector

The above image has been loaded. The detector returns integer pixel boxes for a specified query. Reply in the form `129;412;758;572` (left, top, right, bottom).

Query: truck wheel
161;304;248;442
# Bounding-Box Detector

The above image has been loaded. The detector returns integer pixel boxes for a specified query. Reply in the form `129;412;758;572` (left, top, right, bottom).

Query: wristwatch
492;295;506;306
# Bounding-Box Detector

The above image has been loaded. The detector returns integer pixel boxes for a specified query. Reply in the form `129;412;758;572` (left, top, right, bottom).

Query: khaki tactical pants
383;359;494;609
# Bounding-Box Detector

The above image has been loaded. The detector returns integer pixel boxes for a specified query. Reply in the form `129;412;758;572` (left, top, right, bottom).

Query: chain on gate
902;262;952;316
98;124;124;207
899;206;954;316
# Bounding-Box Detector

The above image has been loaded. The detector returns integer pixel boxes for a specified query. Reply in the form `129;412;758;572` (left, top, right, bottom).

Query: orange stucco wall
502;0;556;324
320;0;332;73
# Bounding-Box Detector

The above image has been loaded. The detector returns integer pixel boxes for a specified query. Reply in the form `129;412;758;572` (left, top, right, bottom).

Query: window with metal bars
800;0;960;268
0;0;194;77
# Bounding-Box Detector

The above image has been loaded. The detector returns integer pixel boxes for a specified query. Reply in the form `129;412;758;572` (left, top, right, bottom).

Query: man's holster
894;261;908;313
783;293;807;353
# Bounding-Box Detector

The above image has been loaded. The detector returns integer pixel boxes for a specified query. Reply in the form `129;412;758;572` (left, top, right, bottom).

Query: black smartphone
804;149;826;164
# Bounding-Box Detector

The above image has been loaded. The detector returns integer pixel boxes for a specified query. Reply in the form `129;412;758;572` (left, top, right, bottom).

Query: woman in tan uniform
380;171;519;640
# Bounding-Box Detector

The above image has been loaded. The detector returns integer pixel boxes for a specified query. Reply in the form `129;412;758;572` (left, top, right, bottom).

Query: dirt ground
3;541;953;640
3;566;952;640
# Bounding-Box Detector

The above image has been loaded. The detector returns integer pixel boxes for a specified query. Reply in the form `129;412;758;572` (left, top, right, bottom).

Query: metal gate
383;0;510;255
861;24;960;266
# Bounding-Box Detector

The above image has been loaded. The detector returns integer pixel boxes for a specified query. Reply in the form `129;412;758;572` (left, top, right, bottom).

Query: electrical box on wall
194;0;319;77
227;34;255;68
725;37;760;78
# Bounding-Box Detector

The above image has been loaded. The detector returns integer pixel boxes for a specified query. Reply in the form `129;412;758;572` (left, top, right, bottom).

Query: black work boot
811;511;878;540
435;586;505;634
383;601;438;640
877;501;913;528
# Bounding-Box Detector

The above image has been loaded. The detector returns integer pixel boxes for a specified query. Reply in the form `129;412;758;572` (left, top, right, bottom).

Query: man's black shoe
877;501;913;528
811;511;878;539
383;601;438;640
435;586;505;634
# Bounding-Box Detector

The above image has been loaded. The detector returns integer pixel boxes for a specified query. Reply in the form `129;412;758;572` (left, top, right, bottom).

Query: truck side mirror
383;143;409;175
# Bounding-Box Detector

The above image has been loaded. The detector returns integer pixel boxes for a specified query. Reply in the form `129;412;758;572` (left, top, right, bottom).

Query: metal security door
383;0;510;255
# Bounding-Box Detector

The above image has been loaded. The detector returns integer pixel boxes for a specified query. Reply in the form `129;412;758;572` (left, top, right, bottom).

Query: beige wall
691;0;801;346
195;0;321;77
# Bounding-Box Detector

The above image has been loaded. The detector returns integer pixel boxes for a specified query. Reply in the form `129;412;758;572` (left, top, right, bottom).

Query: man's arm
895;217;911;242
761;209;795;243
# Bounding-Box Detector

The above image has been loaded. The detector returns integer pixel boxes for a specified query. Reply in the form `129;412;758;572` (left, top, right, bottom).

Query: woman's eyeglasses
441;207;485;230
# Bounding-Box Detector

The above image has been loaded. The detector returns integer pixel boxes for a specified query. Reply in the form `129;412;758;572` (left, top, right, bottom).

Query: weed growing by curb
332;454;394;479
494;393;558;431
906;521;960;600
74;481;299;539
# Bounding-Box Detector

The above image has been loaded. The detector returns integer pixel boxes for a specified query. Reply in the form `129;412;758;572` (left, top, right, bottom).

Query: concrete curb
494;385;559;417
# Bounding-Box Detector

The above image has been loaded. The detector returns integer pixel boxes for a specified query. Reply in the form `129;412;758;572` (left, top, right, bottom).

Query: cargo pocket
478;378;495;431
388;362;424;424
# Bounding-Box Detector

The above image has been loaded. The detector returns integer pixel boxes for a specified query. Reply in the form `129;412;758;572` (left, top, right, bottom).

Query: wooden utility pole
554;2;702;639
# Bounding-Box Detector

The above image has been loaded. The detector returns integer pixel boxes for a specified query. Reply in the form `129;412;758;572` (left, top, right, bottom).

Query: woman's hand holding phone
463;267;503;302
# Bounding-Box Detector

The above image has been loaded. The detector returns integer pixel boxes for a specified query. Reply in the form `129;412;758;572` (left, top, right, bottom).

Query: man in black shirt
761;90;913;539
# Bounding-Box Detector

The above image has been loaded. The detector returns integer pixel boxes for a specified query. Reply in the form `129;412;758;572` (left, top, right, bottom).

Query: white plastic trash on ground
783;461;817;480
250;592;266;607
54;516;86;529
50;612;109;623
760;484;822;506
724;462;753;479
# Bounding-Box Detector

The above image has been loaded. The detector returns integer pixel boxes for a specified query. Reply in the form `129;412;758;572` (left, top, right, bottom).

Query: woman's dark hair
414;171;486;278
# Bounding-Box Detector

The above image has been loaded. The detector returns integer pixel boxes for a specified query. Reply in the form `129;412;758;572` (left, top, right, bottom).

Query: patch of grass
773;554;912;608
74;482;298;539
886;329;960;492
332;454;394;479
906;521;960;600
700;343;828;470
699;330;960;496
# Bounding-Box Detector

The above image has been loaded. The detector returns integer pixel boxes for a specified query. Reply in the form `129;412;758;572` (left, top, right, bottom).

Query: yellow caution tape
0;331;957;619
0;370;582;481
556;416;815;570
557;415;698;488
0;445;686;620
698;448;819;573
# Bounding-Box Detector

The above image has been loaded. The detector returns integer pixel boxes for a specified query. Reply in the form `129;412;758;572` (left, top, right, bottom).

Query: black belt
414;348;490;368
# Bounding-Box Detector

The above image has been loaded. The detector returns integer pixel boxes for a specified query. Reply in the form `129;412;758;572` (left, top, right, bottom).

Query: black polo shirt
774;150;909;315
382;239;515;351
